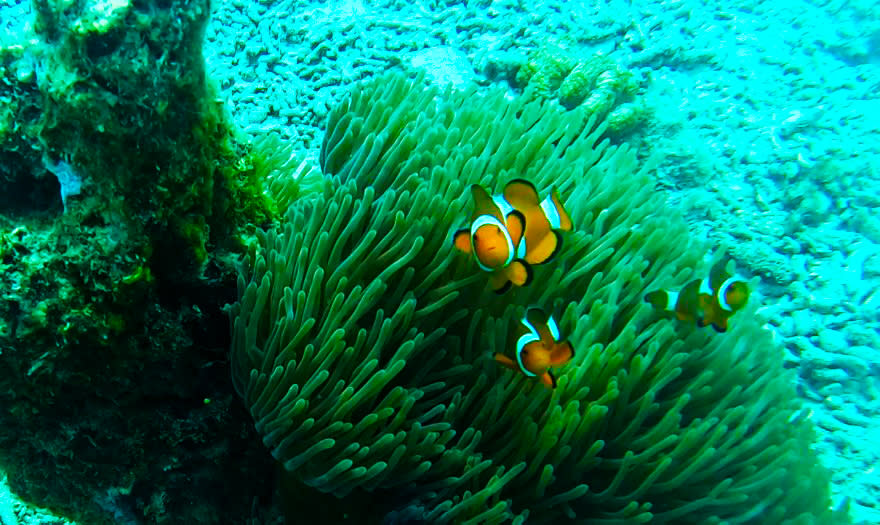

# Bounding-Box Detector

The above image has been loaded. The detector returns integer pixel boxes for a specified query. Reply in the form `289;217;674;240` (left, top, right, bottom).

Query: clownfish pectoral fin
453;228;472;254
494;352;517;371
524;231;562;265
549;188;573;231
506;259;533;288
694;310;709;327
540;369;557;388
506;210;525;247
489;260;531;294
549;340;574;366
503;179;541;210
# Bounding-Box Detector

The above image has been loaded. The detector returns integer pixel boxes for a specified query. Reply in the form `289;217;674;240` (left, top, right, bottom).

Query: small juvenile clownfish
645;260;750;333
452;180;573;293
494;308;575;388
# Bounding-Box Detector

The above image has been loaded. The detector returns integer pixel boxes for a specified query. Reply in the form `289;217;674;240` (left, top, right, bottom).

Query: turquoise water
1;0;878;523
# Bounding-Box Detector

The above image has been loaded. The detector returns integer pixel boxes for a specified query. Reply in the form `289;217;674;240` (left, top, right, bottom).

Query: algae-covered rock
517;45;647;135
0;1;281;523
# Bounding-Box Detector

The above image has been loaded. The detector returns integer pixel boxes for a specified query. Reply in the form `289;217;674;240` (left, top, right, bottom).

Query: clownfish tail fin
542;231;563;264
546;369;558;389
645;290;670;309
549;188;573;231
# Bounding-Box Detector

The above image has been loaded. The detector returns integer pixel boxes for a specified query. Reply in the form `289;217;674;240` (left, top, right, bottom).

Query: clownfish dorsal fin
526;307;561;344
525;307;550;332
708;259;731;291
471;184;502;222
452;228;472;254
503;179;541;210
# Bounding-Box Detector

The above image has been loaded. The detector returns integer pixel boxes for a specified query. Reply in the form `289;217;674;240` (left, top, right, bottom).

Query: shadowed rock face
0;0;279;523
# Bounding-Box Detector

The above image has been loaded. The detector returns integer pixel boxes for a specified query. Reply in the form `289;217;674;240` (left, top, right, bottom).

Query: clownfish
644;260;750;333
494;308;575;388
453;179;572;293
453;184;530;293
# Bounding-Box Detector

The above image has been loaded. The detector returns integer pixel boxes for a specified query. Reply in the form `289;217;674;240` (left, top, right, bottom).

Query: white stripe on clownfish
515;237;527;259
546;313;561;341
519;315;540;337
699;277;713;297
540;196;562;230
516;315;541;377
664;290;680;312
717;276;743;312
515;333;540;377
470;214;514;272
493;194;528;258
492;194;514;217
516;317;541;377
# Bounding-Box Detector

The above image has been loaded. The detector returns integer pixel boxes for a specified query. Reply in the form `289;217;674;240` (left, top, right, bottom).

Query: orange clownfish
645;260;750;333
453;184;530;293
494;308;575;388
453;179;573;293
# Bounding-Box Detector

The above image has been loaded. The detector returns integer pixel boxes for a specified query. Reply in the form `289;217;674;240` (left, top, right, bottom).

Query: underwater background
0;0;878;523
